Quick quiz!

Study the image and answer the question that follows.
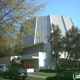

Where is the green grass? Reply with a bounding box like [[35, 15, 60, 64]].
[[28, 76, 45, 80], [28, 72, 57, 80], [37, 73, 57, 77]]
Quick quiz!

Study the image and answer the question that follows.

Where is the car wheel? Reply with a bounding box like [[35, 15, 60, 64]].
[[22, 77, 25, 80], [3, 73, 6, 78], [12, 75, 15, 80]]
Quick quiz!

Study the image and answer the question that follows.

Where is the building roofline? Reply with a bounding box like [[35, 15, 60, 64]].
[[36, 15, 72, 19], [23, 42, 46, 50]]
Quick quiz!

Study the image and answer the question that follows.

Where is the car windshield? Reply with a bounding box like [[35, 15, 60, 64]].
[[57, 71, 74, 78], [66, 72, 74, 77], [0, 65, 3, 68], [4, 65, 9, 68], [57, 72, 65, 77], [18, 68, 26, 72], [0, 65, 8, 68]]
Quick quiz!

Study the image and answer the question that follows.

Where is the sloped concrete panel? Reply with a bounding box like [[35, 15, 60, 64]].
[[63, 16, 74, 31], [34, 16, 51, 44], [50, 15, 66, 36], [21, 15, 73, 47]]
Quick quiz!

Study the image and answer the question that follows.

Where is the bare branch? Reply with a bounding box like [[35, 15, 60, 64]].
[[0, 0, 25, 20]]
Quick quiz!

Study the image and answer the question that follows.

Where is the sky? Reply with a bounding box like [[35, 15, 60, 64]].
[[37, 0, 80, 29]]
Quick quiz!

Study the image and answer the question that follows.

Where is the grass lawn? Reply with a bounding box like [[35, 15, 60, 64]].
[[28, 72, 57, 80], [36, 73, 57, 77], [28, 76, 45, 80]]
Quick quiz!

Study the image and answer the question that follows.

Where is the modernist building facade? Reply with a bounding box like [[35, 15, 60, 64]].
[[21, 15, 74, 71]]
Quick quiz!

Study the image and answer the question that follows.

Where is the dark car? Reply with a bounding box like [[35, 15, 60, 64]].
[[45, 71, 80, 80], [0, 64, 9, 75], [3, 67, 27, 80]]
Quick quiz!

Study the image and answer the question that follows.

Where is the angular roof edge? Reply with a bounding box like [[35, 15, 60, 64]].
[[23, 42, 46, 50]]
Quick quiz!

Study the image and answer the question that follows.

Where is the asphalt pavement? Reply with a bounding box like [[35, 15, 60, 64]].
[[0, 72, 46, 80], [0, 76, 32, 80]]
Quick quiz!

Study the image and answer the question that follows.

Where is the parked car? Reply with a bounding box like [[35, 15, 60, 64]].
[[45, 71, 80, 80], [0, 64, 9, 75], [3, 67, 27, 80]]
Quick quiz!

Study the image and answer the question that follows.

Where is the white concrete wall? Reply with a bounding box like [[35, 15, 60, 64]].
[[27, 68, 34, 73], [38, 43, 68, 70], [39, 52, 46, 69], [21, 53, 39, 59], [59, 52, 68, 58], [39, 51, 56, 70], [38, 42, 56, 70], [21, 53, 39, 72], [44, 43, 56, 70]]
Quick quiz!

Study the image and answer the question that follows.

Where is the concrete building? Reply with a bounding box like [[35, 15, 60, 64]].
[[21, 15, 74, 71]]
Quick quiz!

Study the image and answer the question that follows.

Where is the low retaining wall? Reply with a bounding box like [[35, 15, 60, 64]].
[[27, 68, 34, 73]]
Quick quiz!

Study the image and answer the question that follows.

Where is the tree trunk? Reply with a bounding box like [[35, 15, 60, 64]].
[[55, 52, 59, 70]]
